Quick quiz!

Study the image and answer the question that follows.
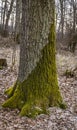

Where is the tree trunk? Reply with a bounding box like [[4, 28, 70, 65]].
[[15, 0, 22, 43], [4, 0, 15, 36], [1, 0, 4, 26], [72, 0, 76, 32], [3, 0, 65, 117], [10, 13, 14, 31], [59, 0, 64, 38], [2, 0, 7, 28]]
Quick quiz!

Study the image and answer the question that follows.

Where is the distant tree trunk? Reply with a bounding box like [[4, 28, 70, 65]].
[[11, 0, 21, 71], [59, 0, 64, 38], [2, 0, 7, 30], [1, 0, 4, 26], [11, 13, 14, 31], [4, 0, 15, 36], [72, 0, 76, 32], [3, 0, 65, 117]]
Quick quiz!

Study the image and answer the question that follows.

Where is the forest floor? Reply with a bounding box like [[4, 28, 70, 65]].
[[0, 36, 77, 130]]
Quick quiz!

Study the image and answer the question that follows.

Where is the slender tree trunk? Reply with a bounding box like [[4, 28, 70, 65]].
[[4, 0, 15, 36], [2, 0, 7, 29], [1, 0, 3, 26], [11, 13, 14, 31], [73, 0, 76, 32], [59, 0, 64, 38], [3, 0, 65, 117]]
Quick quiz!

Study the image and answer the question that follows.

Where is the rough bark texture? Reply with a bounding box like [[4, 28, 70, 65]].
[[18, 0, 55, 82], [3, 0, 65, 117]]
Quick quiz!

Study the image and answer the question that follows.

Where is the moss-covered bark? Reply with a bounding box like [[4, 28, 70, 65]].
[[2, 23, 66, 118]]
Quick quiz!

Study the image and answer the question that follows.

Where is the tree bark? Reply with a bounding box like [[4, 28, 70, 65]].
[[18, 0, 56, 81], [15, 0, 22, 43], [2, 0, 7, 29], [15, 0, 21, 34], [1, 0, 4, 26], [3, 0, 65, 117], [72, 0, 76, 32], [4, 0, 15, 36]]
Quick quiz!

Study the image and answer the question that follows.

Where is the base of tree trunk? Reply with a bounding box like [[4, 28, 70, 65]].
[[2, 80, 66, 117], [2, 41, 66, 117]]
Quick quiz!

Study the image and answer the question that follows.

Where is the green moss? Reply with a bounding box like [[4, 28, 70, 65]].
[[4, 87, 14, 97], [0, 66, 3, 69], [2, 22, 65, 117], [4, 81, 18, 98], [2, 82, 25, 110], [59, 102, 67, 109], [20, 102, 48, 118]]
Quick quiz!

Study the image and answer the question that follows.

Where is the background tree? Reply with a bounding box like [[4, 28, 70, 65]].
[[0, 0, 16, 36], [55, 0, 77, 52], [59, 0, 65, 38], [0, 0, 3, 26], [2, 0, 8, 30], [4, 0, 15, 36]]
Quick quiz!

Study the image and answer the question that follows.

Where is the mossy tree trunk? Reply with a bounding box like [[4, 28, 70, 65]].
[[3, 0, 65, 117]]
